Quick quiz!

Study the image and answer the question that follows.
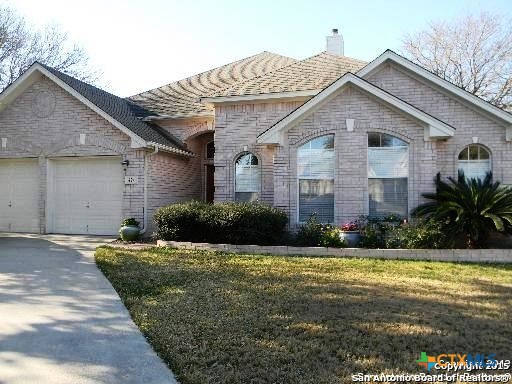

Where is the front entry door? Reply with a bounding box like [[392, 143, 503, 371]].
[[205, 165, 215, 203]]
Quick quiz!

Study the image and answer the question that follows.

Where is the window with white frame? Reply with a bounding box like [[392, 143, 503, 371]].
[[368, 132, 408, 218], [235, 152, 260, 202], [298, 135, 334, 223], [457, 144, 491, 180]]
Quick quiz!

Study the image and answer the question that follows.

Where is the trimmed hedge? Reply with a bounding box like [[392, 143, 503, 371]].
[[154, 201, 288, 245]]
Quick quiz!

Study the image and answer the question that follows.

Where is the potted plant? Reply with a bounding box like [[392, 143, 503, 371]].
[[340, 221, 361, 247], [119, 218, 140, 242]]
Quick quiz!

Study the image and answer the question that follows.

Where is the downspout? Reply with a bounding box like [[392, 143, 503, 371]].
[[139, 145, 159, 235]]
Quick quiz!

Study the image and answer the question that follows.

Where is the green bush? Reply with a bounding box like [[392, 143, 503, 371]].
[[413, 171, 512, 248], [385, 219, 450, 249], [296, 215, 346, 248], [358, 215, 402, 249], [121, 218, 140, 227], [154, 201, 288, 245]]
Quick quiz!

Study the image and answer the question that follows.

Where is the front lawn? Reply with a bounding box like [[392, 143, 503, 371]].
[[95, 247, 512, 384]]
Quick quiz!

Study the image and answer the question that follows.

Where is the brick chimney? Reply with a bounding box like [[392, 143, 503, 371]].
[[326, 28, 344, 56]]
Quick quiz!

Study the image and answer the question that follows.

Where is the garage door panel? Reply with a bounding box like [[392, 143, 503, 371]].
[[0, 159, 40, 233], [50, 157, 123, 236]]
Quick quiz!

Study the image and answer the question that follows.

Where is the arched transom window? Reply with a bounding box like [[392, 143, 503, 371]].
[[457, 144, 491, 180], [297, 135, 335, 223], [367, 132, 409, 218], [235, 152, 260, 202]]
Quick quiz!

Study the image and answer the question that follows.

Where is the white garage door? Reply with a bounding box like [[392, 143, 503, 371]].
[[49, 157, 123, 235], [0, 159, 40, 233]]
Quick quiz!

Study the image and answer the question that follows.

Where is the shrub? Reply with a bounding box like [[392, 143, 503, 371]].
[[358, 215, 402, 249], [295, 215, 346, 248], [295, 215, 323, 246], [122, 218, 140, 227], [413, 171, 512, 248], [154, 201, 288, 245], [385, 219, 450, 249]]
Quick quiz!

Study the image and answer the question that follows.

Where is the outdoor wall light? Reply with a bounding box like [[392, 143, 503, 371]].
[[121, 159, 130, 171]]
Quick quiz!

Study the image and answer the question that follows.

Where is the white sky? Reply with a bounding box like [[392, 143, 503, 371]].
[[6, 0, 512, 97]]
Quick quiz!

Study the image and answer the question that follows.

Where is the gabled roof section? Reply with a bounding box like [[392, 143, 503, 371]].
[[204, 52, 367, 102], [358, 50, 512, 126], [257, 73, 455, 144], [127, 51, 297, 119], [0, 62, 192, 156]]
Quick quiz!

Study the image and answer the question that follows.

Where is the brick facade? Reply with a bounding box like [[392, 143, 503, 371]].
[[2, 58, 510, 236], [0, 77, 145, 233], [213, 68, 511, 228]]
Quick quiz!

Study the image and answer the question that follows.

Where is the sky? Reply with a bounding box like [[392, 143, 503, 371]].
[[5, 0, 512, 97]]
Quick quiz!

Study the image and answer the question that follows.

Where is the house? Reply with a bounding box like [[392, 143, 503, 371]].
[[1, 30, 511, 236]]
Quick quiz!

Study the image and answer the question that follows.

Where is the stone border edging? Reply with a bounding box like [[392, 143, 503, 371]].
[[156, 240, 512, 263]]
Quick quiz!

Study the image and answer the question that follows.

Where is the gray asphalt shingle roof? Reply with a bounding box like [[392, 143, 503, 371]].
[[210, 52, 367, 97], [40, 63, 189, 153], [127, 51, 297, 117]]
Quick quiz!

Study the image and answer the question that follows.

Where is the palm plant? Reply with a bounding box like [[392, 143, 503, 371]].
[[412, 171, 512, 248]]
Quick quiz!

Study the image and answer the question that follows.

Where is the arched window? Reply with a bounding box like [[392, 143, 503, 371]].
[[235, 152, 260, 202], [458, 144, 491, 180], [367, 132, 409, 218], [297, 135, 334, 223]]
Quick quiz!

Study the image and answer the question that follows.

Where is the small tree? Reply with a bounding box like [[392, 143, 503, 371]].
[[0, 5, 98, 91], [412, 172, 512, 248], [402, 12, 512, 111]]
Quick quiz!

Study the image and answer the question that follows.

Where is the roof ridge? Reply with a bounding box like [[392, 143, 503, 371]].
[[127, 51, 296, 99]]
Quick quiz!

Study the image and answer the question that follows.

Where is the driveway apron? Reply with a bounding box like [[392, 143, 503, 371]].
[[0, 234, 177, 384]]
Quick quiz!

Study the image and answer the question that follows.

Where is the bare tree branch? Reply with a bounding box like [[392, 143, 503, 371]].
[[0, 5, 100, 91], [401, 12, 512, 111]]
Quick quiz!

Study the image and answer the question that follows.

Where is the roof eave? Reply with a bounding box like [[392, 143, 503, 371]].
[[201, 89, 320, 105], [0, 63, 155, 150], [142, 111, 215, 121], [257, 73, 455, 145], [357, 50, 512, 126], [146, 142, 195, 157]]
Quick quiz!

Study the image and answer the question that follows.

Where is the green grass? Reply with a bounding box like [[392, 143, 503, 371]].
[[95, 247, 512, 384]]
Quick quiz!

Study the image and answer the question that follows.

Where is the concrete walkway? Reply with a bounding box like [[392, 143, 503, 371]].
[[0, 233, 177, 384]]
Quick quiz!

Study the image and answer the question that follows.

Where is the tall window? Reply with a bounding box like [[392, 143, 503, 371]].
[[458, 144, 491, 180], [368, 132, 408, 218], [205, 141, 215, 160], [235, 152, 260, 202], [298, 135, 334, 223]]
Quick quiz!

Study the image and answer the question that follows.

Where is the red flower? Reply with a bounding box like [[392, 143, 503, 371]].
[[341, 221, 358, 231]]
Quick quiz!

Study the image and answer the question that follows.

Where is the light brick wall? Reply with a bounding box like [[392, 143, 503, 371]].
[[282, 86, 429, 226], [213, 89, 430, 227], [213, 66, 512, 230], [146, 138, 207, 234], [367, 64, 512, 183], [0, 76, 145, 233], [214, 101, 303, 204]]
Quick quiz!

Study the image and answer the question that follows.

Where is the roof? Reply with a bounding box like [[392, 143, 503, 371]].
[[38, 64, 191, 154], [209, 52, 367, 98], [127, 51, 297, 118], [257, 73, 455, 144]]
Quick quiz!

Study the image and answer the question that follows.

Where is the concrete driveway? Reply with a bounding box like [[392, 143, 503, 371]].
[[0, 234, 177, 384]]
